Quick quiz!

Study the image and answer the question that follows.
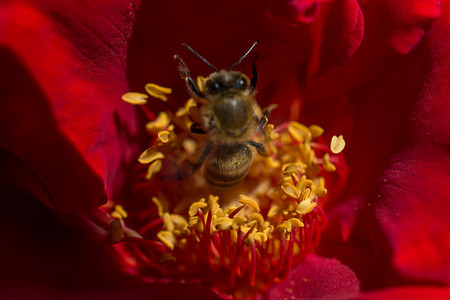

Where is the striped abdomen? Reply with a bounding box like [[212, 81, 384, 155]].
[[205, 144, 253, 188]]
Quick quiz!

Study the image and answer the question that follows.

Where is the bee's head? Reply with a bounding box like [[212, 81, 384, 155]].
[[204, 71, 250, 96]]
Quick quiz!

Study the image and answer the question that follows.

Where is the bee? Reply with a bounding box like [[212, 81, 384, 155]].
[[174, 41, 271, 188]]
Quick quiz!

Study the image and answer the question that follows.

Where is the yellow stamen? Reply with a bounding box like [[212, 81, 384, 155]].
[[322, 153, 336, 172], [312, 186, 327, 198], [163, 212, 175, 232], [288, 121, 311, 142], [138, 149, 164, 164], [215, 217, 234, 230], [239, 195, 260, 212], [232, 215, 248, 229], [331, 135, 346, 154], [111, 204, 128, 219], [309, 125, 324, 139], [277, 220, 292, 234], [182, 138, 197, 155], [145, 159, 163, 180], [288, 218, 304, 228], [158, 130, 171, 143], [152, 197, 165, 217], [282, 162, 306, 176], [297, 175, 314, 191], [145, 83, 172, 102], [267, 205, 281, 218], [157, 230, 176, 250], [145, 112, 171, 133], [281, 183, 300, 199], [196, 76, 206, 92], [296, 198, 317, 215], [121, 92, 148, 105], [176, 98, 197, 117], [189, 200, 207, 217]]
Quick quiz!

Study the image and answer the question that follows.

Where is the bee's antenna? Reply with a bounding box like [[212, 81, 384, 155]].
[[228, 41, 259, 71], [182, 43, 218, 72]]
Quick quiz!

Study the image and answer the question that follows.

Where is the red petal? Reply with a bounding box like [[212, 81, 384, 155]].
[[0, 2, 140, 212], [317, 0, 365, 74], [373, 2, 450, 283], [266, 254, 360, 299], [361, 0, 441, 54], [360, 286, 450, 300]]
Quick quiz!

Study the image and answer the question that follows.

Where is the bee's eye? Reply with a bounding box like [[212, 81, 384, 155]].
[[206, 80, 222, 94], [235, 78, 247, 89]]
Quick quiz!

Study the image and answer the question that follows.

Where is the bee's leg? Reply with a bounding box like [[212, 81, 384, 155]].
[[249, 54, 258, 95], [174, 55, 205, 98], [257, 109, 270, 129], [248, 140, 268, 156], [190, 122, 207, 134], [180, 142, 213, 179]]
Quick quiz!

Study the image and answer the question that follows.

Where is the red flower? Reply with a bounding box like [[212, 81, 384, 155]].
[[1, 0, 449, 299]]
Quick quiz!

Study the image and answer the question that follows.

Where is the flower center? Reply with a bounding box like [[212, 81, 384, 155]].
[[113, 83, 345, 298]]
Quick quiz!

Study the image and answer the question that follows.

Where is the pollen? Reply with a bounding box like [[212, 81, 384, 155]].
[[331, 135, 346, 154], [288, 121, 311, 142], [121, 92, 148, 105], [239, 194, 260, 212], [157, 130, 171, 143], [138, 149, 164, 164], [115, 81, 347, 298], [111, 204, 128, 219], [145, 83, 172, 102], [145, 112, 171, 133]]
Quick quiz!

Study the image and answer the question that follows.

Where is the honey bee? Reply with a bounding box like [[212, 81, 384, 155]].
[[174, 41, 271, 188]]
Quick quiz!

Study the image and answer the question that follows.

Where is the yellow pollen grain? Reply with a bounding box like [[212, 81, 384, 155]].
[[262, 226, 272, 241], [300, 188, 312, 202], [309, 125, 324, 139], [189, 201, 207, 217], [121, 92, 148, 105], [267, 157, 281, 169], [289, 218, 304, 228], [296, 198, 317, 215], [297, 175, 314, 191], [232, 215, 248, 230], [313, 186, 327, 198], [157, 130, 171, 143], [248, 212, 264, 225], [196, 76, 206, 92], [322, 153, 336, 172], [145, 112, 170, 133], [331, 135, 346, 154], [267, 205, 281, 218], [208, 195, 221, 215], [152, 197, 165, 217], [145, 159, 163, 180], [266, 124, 280, 140], [281, 183, 300, 199], [215, 217, 233, 230], [163, 212, 175, 232], [160, 253, 176, 264], [176, 98, 197, 117], [170, 214, 189, 229], [182, 138, 197, 155], [288, 121, 311, 142], [277, 221, 292, 234], [157, 230, 176, 250], [114, 204, 128, 219], [282, 163, 305, 176], [239, 195, 260, 212], [138, 149, 164, 164], [145, 83, 172, 102]]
